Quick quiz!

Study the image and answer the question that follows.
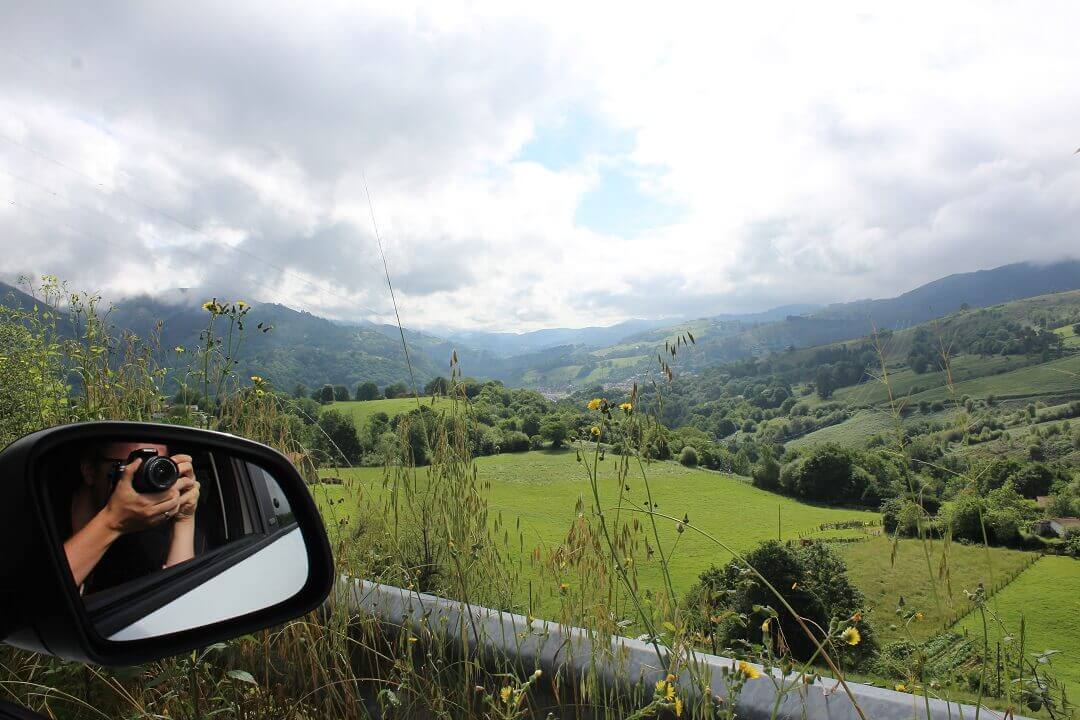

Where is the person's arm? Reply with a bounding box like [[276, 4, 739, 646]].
[[64, 511, 122, 588], [165, 455, 200, 568], [64, 459, 183, 587]]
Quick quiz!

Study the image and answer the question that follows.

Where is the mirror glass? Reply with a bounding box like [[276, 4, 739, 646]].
[[39, 438, 310, 641]]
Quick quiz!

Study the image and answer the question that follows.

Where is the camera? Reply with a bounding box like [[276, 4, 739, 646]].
[[122, 448, 179, 494]]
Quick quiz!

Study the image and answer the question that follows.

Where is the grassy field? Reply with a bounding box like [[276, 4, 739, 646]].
[[328, 396, 444, 428], [315, 449, 878, 606], [838, 535, 1036, 644], [830, 354, 1035, 407], [906, 354, 1080, 405], [953, 555, 1080, 697], [1055, 323, 1080, 349], [787, 409, 897, 449]]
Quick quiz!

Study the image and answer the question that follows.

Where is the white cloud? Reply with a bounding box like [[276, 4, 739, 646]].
[[1, 0, 1079, 330]]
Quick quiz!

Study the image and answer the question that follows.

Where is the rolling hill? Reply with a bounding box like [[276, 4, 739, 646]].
[[4, 259, 1078, 393]]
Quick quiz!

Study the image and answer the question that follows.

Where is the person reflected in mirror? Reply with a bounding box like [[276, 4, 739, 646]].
[[60, 442, 201, 593]]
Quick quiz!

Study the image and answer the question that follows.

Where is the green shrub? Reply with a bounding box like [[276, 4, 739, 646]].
[[679, 445, 699, 467], [685, 540, 876, 666], [751, 456, 781, 491]]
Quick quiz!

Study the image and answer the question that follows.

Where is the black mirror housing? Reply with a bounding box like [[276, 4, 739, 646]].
[[0, 422, 334, 666]]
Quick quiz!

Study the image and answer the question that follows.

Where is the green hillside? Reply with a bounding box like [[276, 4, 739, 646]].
[[329, 396, 444, 427], [317, 449, 878, 600], [954, 556, 1080, 696]]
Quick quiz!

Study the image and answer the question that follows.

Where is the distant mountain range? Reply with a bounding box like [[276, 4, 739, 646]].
[[3, 259, 1079, 392]]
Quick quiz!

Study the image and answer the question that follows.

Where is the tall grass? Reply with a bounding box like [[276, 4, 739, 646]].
[[1, 276, 1074, 719]]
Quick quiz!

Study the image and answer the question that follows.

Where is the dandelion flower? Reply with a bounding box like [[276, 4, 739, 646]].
[[590, 426, 601, 437], [674, 697, 684, 717], [665, 683, 676, 701], [914, 612, 924, 621], [173, 346, 185, 354], [250, 375, 263, 383], [587, 398, 602, 410], [619, 402, 633, 412], [895, 683, 907, 692], [738, 661, 761, 680], [840, 627, 861, 646], [235, 300, 249, 310], [500, 686, 512, 703], [655, 679, 666, 693]]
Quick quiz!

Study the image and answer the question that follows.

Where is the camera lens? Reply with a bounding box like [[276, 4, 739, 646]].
[[132, 455, 179, 493]]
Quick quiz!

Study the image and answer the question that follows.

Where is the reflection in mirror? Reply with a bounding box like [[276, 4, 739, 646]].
[[40, 438, 309, 641]]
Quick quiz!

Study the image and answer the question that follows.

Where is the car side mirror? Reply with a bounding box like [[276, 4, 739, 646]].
[[0, 422, 334, 666]]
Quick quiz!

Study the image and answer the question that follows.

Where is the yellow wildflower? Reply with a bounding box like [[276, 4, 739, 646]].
[[666, 674, 676, 682], [587, 398, 602, 410], [235, 300, 249, 310], [655, 679, 666, 693], [173, 346, 184, 354], [761, 618, 771, 633], [619, 402, 633, 412], [559, 582, 570, 592], [665, 683, 675, 701], [590, 426, 601, 437], [500, 686, 512, 703], [201, 300, 222, 314], [674, 696, 684, 717], [895, 683, 907, 692], [914, 612, 924, 621], [840, 627, 861, 646], [250, 375, 263, 383], [738, 661, 761, 680]]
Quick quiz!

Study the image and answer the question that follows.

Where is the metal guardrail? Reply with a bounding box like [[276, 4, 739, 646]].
[[340, 578, 1032, 720]]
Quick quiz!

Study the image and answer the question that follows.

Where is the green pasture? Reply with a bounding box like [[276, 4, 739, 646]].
[[953, 555, 1080, 696], [830, 354, 1035, 407], [328, 396, 444, 427], [906, 354, 1080, 405], [1056, 322, 1080, 349], [838, 535, 1035, 644], [314, 449, 877, 603]]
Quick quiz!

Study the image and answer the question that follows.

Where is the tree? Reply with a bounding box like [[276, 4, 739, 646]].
[[521, 413, 542, 438], [312, 384, 336, 404], [1011, 463, 1054, 498], [291, 383, 308, 399], [424, 376, 450, 396], [383, 382, 410, 399], [355, 381, 380, 401], [714, 417, 737, 438], [685, 541, 875, 664], [314, 410, 363, 465], [539, 417, 569, 449], [366, 411, 390, 448], [752, 456, 781, 491], [794, 444, 855, 501], [293, 397, 322, 425], [814, 367, 836, 399], [333, 385, 350, 402]]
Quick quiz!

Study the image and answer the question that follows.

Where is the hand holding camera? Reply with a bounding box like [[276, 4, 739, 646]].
[[103, 450, 198, 535]]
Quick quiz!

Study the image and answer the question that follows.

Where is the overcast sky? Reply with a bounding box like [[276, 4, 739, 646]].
[[2, 1, 1079, 332]]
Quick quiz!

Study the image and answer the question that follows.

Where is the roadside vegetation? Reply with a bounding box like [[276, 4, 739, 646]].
[[2, 276, 1078, 718]]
